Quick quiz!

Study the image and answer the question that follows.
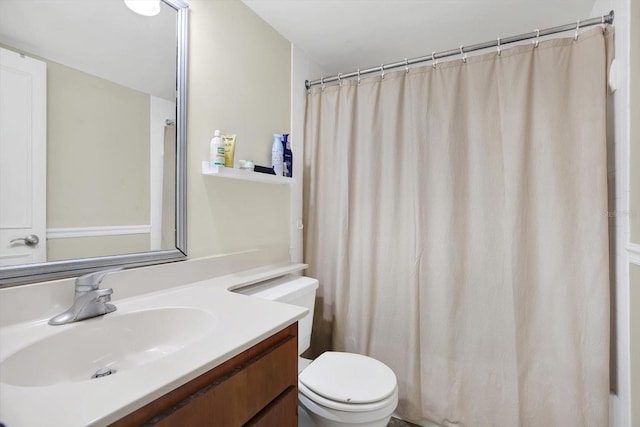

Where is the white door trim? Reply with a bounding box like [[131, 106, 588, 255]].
[[47, 225, 151, 239]]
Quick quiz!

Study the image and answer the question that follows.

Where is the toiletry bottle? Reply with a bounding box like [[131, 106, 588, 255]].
[[272, 134, 284, 176], [210, 130, 225, 166], [223, 134, 236, 167], [282, 134, 293, 178]]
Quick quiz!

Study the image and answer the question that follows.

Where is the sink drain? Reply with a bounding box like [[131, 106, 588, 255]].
[[92, 367, 116, 379]]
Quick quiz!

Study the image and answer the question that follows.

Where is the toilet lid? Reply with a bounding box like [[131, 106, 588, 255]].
[[298, 352, 397, 404]]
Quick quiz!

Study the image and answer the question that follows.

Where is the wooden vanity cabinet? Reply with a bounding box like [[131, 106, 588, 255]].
[[110, 323, 298, 427]]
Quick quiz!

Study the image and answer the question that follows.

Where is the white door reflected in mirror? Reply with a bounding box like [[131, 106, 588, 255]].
[[0, 48, 47, 266]]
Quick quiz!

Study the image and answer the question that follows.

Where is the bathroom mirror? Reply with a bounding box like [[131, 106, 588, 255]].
[[0, 0, 188, 286]]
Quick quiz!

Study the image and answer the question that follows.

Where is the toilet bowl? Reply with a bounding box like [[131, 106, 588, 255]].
[[298, 352, 398, 427], [235, 276, 399, 427]]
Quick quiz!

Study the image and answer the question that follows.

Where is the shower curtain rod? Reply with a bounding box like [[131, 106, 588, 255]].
[[305, 10, 614, 89]]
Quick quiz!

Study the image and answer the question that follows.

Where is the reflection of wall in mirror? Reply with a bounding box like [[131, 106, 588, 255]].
[[47, 58, 150, 260], [0, 44, 176, 261]]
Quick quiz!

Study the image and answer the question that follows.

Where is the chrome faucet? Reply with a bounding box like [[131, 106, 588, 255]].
[[48, 268, 122, 326]]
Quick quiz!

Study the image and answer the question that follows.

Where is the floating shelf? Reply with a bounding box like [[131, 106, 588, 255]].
[[202, 161, 295, 184]]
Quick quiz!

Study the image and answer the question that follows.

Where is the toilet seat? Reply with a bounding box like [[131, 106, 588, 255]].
[[299, 380, 398, 413], [298, 352, 398, 412]]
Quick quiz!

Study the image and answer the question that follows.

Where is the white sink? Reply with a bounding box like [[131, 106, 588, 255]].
[[0, 307, 216, 387]]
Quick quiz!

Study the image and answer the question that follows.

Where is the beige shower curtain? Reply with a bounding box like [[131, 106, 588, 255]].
[[303, 27, 612, 426]]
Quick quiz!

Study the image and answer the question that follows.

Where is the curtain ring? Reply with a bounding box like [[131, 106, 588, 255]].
[[320, 77, 325, 91], [534, 29, 540, 48], [574, 20, 581, 41], [432, 51, 438, 69], [381, 64, 385, 79], [405, 58, 409, 74], [497, 38, 501, 56], [460, 45, 467, 63], [357, 69, 361, 85], [338, 73, 343, 87]]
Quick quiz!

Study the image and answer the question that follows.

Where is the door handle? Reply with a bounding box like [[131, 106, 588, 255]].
[[10, 234, 40, 246]]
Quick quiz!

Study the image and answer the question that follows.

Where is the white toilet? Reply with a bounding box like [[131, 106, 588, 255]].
[[236, 275, 398, 427]]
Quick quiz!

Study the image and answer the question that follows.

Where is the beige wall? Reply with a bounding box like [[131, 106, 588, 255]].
[[45, 60, 152, 260], [47, 61, 150, 228], [47, 234, 150, 262], [631, 0, 640, 244], [186, 0, 291, 259]]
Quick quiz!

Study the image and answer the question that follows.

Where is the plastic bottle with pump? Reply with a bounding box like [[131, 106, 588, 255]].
[[272, 134, 284, 176], [210, 130, 225, 167], [282, 134, 293, 178]]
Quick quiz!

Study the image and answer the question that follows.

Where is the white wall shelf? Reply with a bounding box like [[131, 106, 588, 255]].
[[202, 161, 295, 185]]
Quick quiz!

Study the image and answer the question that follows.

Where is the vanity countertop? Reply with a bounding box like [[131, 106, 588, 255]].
[[0, 263, 308, 427]]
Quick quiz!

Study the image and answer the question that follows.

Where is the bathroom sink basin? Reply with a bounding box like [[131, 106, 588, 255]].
[[0, 307, 216, 387]]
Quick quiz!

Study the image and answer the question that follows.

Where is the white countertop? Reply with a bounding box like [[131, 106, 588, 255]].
[[0, 263, 308, 427]]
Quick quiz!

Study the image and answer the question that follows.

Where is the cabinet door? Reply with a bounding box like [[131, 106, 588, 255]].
[[110, 323, 298, 427], [246, 386, 298, 427], [155, 336, 297, 426]]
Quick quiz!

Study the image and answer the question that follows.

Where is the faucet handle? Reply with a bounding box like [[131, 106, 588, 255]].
[[75, 268, 123, 293], [97, 293, 112, 304]]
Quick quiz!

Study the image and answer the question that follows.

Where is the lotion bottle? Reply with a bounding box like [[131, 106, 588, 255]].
[[272, 134, 284, 176], [210, 130, 225, 166]]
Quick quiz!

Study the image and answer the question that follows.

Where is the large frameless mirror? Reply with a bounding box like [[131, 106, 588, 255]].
[[0, 0, 188, 286]]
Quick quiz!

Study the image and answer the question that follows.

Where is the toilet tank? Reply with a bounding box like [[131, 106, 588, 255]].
[[235, 275, 318, 355]]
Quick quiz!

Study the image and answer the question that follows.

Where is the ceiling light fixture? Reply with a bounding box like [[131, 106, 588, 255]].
[[124, 0, 161, 17]]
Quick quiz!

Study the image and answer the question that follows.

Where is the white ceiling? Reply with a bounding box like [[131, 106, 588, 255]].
[[0, 0, 176, 101], [0, 1, 602, 95], [242, 0, 600, 79]]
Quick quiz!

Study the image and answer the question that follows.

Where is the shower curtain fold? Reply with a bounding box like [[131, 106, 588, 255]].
[[303, 26, 612, 427]]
